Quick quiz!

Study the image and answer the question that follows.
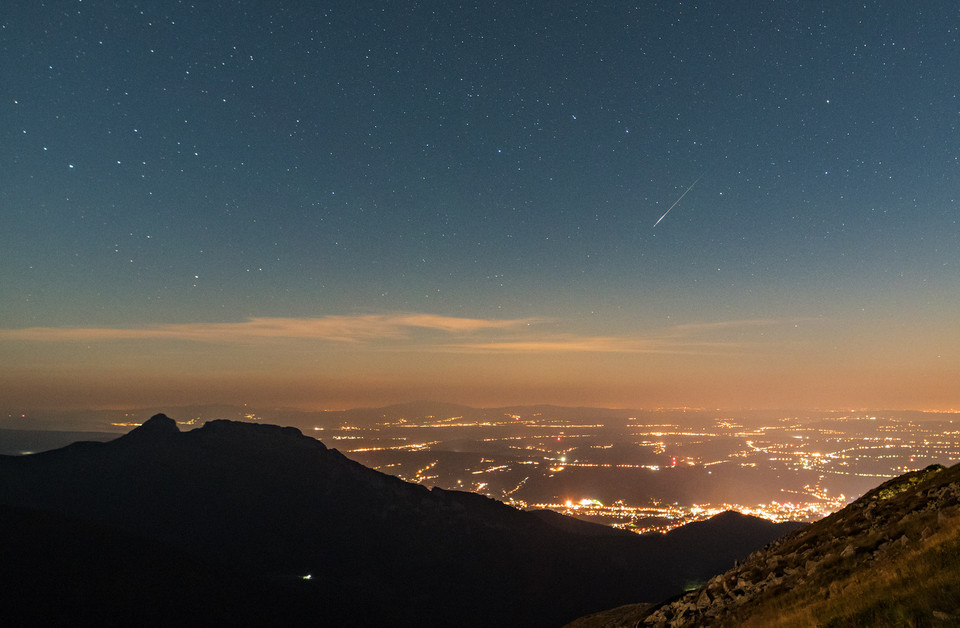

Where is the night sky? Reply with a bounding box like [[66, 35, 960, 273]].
[[2, 1, 959, 411]]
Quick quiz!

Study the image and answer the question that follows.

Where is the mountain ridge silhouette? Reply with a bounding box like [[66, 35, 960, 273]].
[[0, 414, 801, 627]]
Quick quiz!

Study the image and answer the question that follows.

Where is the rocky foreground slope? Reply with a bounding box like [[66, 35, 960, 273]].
[[569, 463, 960, 627]]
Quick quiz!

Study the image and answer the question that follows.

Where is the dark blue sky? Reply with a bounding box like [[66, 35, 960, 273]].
[[2, 1, 959, 410]]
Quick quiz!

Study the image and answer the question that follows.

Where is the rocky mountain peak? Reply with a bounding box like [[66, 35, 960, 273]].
[[123, 413, 180, 439], [194, 419, 326, 451]]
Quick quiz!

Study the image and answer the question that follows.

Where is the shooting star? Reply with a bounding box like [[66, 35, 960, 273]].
[[652, 174, 704, 228]]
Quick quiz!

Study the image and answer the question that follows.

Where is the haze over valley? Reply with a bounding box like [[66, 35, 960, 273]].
[[6, 403, 959, 533]]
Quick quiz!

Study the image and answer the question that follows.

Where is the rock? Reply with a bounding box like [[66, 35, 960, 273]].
[[696, 590, 711, 609], [840, 544, 855, 558], [731, 593, 750, 607]]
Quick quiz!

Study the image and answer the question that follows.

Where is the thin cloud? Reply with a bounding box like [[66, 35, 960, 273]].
[[440, 335, 738, 354], [663, 318, 820, 336], [0, 314, 544, 344], [664, 318, 783, 335], [0, 314, 811, 355], [437, 318, 815, 354]]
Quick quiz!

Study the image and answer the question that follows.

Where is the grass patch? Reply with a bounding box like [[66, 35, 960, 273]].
[[731, 512, 960, 627]]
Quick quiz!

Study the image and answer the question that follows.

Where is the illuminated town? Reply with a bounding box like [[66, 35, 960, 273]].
[[7, 405, 959, 535], [320, 409, 960, 534]]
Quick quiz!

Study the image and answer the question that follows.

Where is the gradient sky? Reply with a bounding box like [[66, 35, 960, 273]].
[[2, 1, 959, 411]]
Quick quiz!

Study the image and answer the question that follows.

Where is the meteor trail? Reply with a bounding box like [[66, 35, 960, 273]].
[[652, 174, 704, 228]]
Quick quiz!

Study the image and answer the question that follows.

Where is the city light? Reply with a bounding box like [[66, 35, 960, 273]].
[[325, 410, 960, 534]]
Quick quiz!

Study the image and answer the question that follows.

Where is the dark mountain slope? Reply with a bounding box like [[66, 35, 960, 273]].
[[0, 502, 305, 627], [0, 428, 116, 455], [0, 415, 797, 627]]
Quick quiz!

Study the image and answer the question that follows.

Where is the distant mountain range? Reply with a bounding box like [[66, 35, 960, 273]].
[[0, 414, 799, 627], [1, 400, 657, 432], [569, 463, 960, 627], [2, 400, 952, 434]]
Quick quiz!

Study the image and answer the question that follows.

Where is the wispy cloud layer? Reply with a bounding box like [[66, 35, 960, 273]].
[[441, 335, 738, 354], [0, 314, 543, 344], [439, 317, 808, 354], [0, 314, 803, 355]]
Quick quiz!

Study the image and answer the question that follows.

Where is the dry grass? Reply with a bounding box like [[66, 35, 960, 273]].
[[732, 511, 960, 627], [567, 466, 960, 628]]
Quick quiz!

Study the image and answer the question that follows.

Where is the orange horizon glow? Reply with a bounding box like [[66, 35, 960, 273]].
[[1, 311, 957, 413]]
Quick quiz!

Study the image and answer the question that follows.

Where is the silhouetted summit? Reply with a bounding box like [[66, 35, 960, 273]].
[[125, 412, 179, 436], [191, 418, 325, 451], [0, 416, 799, 627]]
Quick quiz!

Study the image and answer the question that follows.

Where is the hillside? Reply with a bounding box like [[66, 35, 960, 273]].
[[569, 463, 960, 627], [0, 414, 799, 627]]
